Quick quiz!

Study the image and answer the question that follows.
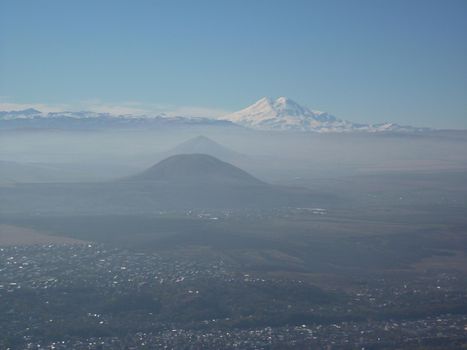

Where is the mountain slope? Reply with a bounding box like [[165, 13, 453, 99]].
[[220, 97, 342, 131], [220, 97, 427, 133], [128, 153, 263, 186]]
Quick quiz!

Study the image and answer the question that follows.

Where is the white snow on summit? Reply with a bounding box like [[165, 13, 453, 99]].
[[219, 97, 344, 132], [219, 97, 427, 133]]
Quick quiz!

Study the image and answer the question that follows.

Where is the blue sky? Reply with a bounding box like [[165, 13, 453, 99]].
[[0, 0, 466, 128]]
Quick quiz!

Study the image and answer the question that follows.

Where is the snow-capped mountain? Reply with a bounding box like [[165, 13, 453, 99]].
[[220, 97, 428, 133], [0, 109, 235, 130]]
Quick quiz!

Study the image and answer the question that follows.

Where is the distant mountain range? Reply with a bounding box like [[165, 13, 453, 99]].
[[0, 109, 234, 130], [0, 98, 431, 133]]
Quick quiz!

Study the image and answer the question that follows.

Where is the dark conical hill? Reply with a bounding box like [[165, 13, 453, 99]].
[[129, 153, 264, 186]]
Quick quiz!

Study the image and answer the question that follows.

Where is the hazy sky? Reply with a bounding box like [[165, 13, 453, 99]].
[[1, 0, 466, 128]]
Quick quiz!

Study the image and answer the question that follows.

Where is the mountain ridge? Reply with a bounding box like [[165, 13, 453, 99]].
[[0, 109, 235, 130], [0, 99, 432, 133]]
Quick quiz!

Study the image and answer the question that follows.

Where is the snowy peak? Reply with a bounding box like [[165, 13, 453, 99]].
[[220, 97, 341, 131], [272, 97, 337, 122], [272, 97, 311, 116], [220, 97, 426, 133]]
